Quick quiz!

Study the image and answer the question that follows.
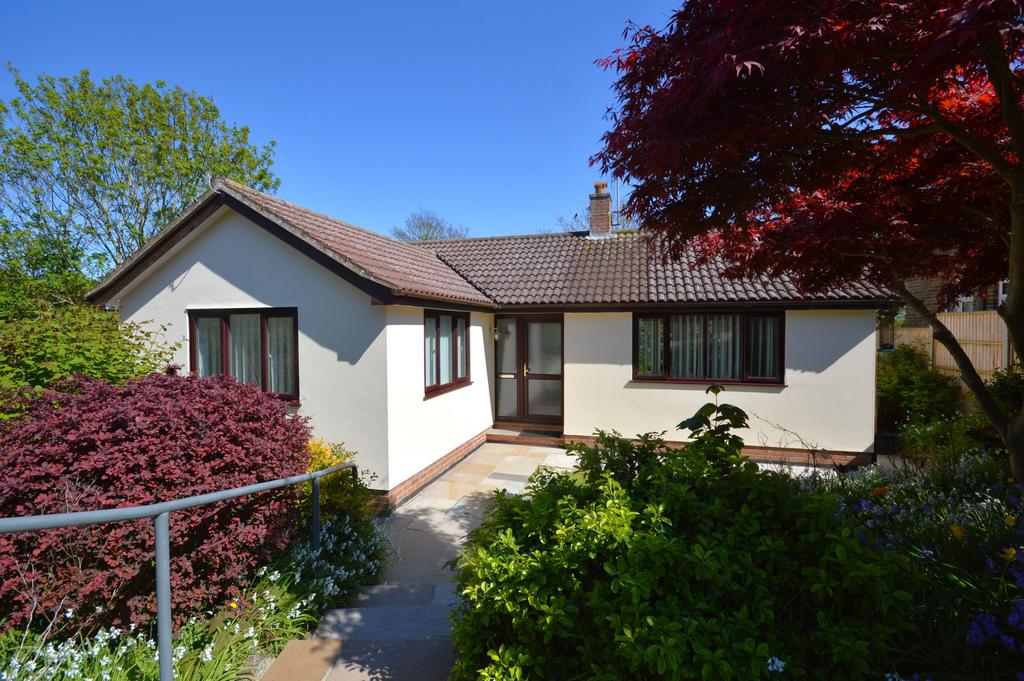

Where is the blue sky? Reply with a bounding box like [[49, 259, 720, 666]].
[[1, 1, 676, 237]]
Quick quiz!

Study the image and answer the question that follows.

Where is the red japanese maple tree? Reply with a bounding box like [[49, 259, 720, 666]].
[[595, 0, 1024, 480]]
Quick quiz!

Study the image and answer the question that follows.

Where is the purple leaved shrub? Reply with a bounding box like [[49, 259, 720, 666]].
[[0, 372, 311, 633]]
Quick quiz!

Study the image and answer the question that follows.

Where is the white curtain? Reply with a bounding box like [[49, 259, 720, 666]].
[[229, 314, 262, 387], [439, 314, 453, 384], [636, 317, 664, 375], [195, 317, 221, 377], [669, 315, 704, 378], [456, 317, 468, 378], [707, 315, 742, 380], [748, 317, 779, 378], [267, 317, 295, 394], [424, 318, 438, 386]]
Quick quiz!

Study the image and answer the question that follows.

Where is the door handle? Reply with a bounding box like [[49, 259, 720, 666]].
[[523, 363, 529, 377]]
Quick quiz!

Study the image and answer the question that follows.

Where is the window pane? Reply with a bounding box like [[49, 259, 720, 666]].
[[496, 377, 517, 418], [527, 379, 562, 416], [425, 317, 438, 387], [439, 314, 453, 384], [707, 315, 742, 380], [495, 318, 517, 374], [229, 314, 263, 387], [195, 317, 222, 377], [457, 317, 468, 379], [748, 316, 780, 379], [636, 317, 664, 375], [669, 315, 704, 378], [267, 316, 296, 395], [527, 322, 561, 375]]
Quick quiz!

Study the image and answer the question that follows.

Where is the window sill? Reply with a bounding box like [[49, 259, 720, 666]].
[[630, 377, 786, 388], [424, 380, 472, 400]]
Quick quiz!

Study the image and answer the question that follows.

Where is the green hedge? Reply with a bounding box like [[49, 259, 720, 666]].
[[451, 393, 915, 680]]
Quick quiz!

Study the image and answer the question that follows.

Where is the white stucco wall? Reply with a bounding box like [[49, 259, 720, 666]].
[[384, 306, 495, 488], [113, 207, 392, 486], [563, 310, 877, 453]]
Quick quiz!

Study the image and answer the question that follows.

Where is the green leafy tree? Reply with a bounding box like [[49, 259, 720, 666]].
[[0, 304, 176, 395], [391, 209, 468, 241], [0, 66, 279, 279]]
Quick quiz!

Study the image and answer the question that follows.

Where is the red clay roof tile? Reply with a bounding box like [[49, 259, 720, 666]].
[[425, 232, 891, 306]]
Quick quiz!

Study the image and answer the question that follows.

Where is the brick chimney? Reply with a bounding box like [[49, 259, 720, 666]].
[[588, 181, 612, 237]]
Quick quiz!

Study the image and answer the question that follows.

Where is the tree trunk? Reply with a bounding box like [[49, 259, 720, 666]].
[[998, 181, 1024, 483]]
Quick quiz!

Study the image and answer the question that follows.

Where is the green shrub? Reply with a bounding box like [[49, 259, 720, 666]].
[[0, 303, 174, 393], [877, 345, 960, 430], [451, 391, 915, 680], [988, 363, 1024, 420], [812, 454, 1024, 679], [302, 438, 377, 521], [897, 412, 991, 463]]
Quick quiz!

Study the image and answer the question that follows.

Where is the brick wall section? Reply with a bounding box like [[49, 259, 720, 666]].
[[374, 427, 489, 513], [903, 278, 1001, 327], [588, 181, 612, 235], [565, 434, 873, 468], [904, 277, 944, 327]]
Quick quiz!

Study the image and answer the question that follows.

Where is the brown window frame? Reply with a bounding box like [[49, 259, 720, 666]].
[[187, 307, 300, 402], [632, 310, 785, 386], [424, 310, 471, 398]]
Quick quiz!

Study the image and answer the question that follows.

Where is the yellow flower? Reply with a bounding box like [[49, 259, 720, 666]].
[[1003, 547, 1017, 561], [950, 524, 967, 540], [1005, 515, 1018, 528], [229, 602, 238, 609]]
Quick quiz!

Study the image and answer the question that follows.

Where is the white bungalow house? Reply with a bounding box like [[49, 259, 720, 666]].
[[87, 179, 891, 508]]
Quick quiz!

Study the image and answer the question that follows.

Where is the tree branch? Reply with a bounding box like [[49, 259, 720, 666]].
[[915, 92, 1019, 184], [981, 39, 1024, 166]]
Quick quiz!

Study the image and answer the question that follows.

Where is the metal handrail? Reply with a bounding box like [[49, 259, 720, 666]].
[[0, 462, 358, 681]]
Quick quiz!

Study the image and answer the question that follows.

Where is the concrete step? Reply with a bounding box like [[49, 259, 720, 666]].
[[262, 638, 342, 681], [315, 582, 459, 642], [352, 583, 436, 608], [324, 640, 455, 681]]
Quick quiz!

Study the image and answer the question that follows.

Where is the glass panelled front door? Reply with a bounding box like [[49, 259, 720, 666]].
[[494, 316, 563, 423]]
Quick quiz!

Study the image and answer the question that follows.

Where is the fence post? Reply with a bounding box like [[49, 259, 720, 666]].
[[154, 512, 173, 681], [311, 477, 321, 551]]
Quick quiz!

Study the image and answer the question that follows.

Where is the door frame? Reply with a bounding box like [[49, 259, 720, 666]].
[[493, 313, 564, 427]]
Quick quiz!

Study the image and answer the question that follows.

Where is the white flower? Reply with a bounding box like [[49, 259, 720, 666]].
[[65, 608, 75, 619]]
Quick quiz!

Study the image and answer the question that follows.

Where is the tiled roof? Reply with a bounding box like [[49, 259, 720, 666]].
[[87, 180, 891, 309], [218, 180, 494, 307], [425, 231, 891, 306]]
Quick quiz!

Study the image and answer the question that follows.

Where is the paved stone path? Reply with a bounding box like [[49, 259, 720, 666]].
[[314, 443, 574, 681]]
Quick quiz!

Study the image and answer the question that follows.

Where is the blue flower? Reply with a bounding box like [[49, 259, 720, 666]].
[[766, 656, 785, 673]]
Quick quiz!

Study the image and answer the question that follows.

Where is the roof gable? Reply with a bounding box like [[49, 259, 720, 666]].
[[87, 180, 495, 308]]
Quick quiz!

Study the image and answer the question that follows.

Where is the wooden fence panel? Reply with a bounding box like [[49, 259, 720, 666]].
[[893, 310, 1014, 383]]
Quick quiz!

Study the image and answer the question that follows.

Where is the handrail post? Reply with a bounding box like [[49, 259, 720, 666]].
[[311, 477, 321, 551], [154, 512, 173, 681]]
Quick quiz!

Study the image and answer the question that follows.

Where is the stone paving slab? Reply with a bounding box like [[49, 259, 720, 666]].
[[324, 640, 455, 681], [316, 603, 454, 641], [262, 638, 343, 681]]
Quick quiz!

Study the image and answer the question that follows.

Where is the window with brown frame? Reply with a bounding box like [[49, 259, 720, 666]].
[[424, 310, 470, 397], [633, 311, 784, 384], [188, 308, 299, 401]]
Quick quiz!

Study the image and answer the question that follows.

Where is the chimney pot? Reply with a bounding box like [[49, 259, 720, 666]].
[[588, 180, 612, 237]]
